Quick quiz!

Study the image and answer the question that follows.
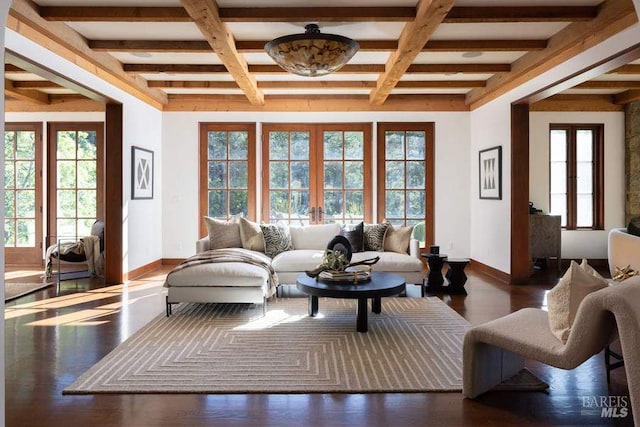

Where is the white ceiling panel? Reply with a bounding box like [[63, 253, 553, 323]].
[[218, 0, 417, 6], [431, 22, 570, 40], [230, 22, 405, 41], [454, 0, 601, 5], [262, 89, 372, 95], [391, 88, 471, 94], [561, 89, 624, 95], [111, 52, 222, 65], [34, 0, 181, 5], [254, 73, 380, 81], [592, 74, 640, 81], [66, 22, 205, 40], [143, 74, 236, 81], [400, 73, 493, 81], [163, 88, 245, 95], [414, 51, 526, 64]]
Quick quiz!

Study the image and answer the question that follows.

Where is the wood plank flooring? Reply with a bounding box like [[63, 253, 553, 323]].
[[4, 265, 633, 426]]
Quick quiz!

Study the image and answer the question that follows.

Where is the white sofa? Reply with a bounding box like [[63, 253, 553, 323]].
[[165, 223, 424, 314]]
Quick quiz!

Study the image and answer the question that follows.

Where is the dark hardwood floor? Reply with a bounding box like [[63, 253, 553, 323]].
[[4, 264, 633, 426]]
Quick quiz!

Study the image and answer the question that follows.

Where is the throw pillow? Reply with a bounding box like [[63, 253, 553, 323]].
[[383, 222, 413, 254], [339, 222, 364, 252], [579, 258, 607, 282], [628, 217, 640, 237], [204, 216, 242, 250], [363, 223, 389, 251], [239, 217, 265, 252], [260, 224, 293, 258], [547, 260, 608, 344]]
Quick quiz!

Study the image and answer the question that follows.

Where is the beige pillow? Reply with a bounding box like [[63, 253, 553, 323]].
[[580, 258, 607, 282], [547, 260, 608, 344], [383, 222, 413, 254], [204, 216, 242, 250], [239, 217, 264, 252]]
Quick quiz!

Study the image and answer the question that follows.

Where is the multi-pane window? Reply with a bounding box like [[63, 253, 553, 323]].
[[262, 123, 371, 225], [48, 122, 104, 240], [4, 123, 43, 265], [199, 123, 256, 231], [377, 123, 434, 248], [549, 124, 604, 230]]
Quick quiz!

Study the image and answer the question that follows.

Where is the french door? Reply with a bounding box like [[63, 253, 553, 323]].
[[261, 123, 372, 225], [4, 123, 43, 265], [47, 122, 104, 244]]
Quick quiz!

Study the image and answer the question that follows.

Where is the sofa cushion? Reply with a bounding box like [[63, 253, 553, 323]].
[[260, 224, 293, 258], [204, 216, 242, 250], [340, 222, 364, 252], [165, 261, 268, 287], [271, 250, 325, 272], [547, 260, 608, 344], [383, 223, 413, 254], [351, 251, 422, 272], [364, 223, 389, 251], [289, 223, 341, 250], [239, 217, 264, 252]]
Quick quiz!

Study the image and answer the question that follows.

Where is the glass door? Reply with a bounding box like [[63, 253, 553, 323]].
[[48, 122, 104, 244], [262, 123, 371, 225], [4, 123, 43, 265]]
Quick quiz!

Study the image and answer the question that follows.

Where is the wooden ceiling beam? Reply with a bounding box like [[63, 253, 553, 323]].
[[180, 0, 263, 105], [370, 0, 456, 105], [98, 39, 545, 54], [39, 6, 599, 23], [614, 89, 640, 104], [5, 78, 50, 104], [609, 64, 640, 74], [444, 6, 598, 23], [575, 80, 640, 89], [40, 6, 191, 22], [147, 80, 485, 89], [89, 40, 212, 52], [124, 63, 506, 74], [163, 94, 469, 112], [530, 94, 622, 111], [466, 0, 638, 109], [219, 7, 415, 22], [12, 80, 63, 89], [5, 95, 105, 112], [8, 0, 167, 108]]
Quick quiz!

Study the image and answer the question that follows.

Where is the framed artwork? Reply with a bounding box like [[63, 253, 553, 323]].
[[131, 146, 154, 200], [479, 145, 502, 200]]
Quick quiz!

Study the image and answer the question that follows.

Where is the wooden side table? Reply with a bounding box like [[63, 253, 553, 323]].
[[444, 258, 470, 295], [422, 253, 448, 295]]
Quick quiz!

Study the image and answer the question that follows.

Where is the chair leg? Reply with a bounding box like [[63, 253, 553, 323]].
[[605, 345, 624, 384]]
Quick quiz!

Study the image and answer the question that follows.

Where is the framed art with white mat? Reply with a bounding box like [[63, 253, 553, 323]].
[[131, 146, 154, 200]]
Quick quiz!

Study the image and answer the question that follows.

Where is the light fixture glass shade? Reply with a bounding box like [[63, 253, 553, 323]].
[[265, 24, 359, 77]]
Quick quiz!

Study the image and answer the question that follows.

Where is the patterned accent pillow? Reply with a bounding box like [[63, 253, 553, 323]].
[[628, 216, 640, 237], [204, 216, 242, 250], [260, 224, 293, 258], [383, 222, 413, 254], [339, 222, 364, 252], [363, 223, 389, 252]]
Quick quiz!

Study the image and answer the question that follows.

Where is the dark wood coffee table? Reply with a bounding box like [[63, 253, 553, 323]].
[[296, 272, 406, 333]]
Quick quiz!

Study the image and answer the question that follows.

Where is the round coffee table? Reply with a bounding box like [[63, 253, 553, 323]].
[[295, 271, 406, 333]]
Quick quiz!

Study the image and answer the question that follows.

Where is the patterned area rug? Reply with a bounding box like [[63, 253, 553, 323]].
[[5, 282, 53, 301], [64, 297, 470, 394]]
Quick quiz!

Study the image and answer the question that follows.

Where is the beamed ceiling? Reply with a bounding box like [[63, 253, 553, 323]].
[[4, 0, 640, 112]]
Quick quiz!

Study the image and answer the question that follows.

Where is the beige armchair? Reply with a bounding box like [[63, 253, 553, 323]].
[[463, 279, 640, 425]]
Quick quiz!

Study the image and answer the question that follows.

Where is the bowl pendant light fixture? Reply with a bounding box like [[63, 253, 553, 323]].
[[265, 24, 359, 77]]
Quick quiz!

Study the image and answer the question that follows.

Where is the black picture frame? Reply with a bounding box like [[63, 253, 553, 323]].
[[479, 145, 502, 200], [131, 146, 154, 200]]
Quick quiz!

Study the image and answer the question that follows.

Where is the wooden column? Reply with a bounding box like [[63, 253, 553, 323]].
[[511, 103, 530, 284], [105, 103, 123, 284]]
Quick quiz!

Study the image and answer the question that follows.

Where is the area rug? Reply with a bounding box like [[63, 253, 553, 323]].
[[5, 282, 53, 301], [64, 297, 470, 394]]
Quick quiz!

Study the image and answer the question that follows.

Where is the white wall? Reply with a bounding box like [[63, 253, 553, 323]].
[[162, 111, 471, 260], [468, 22, 640, 275], [529, 112, 625, 259], [5, 29, 163, 273]]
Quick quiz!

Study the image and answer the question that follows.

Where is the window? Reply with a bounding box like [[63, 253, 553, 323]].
[[4, 123, 43, 265], [261, 123, 372, 225], [48, 122, 104, 241], [377, 123, 434, 248], [199, 123, 256, 234], [549, 124, 604, 230]]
